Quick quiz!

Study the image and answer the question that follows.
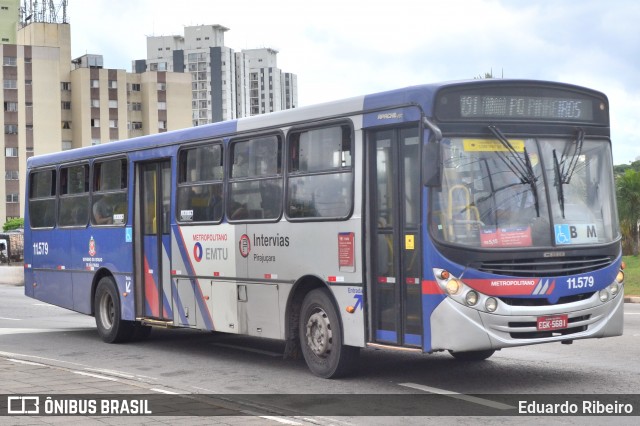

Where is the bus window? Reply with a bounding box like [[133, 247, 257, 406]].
[[287, 124, 353, 219], [58, 164, 89, 227], [177, 143, 224, 222], [228, 136, 282, 221], [91, 159, 128, 226], [29, 169, 56, 228]]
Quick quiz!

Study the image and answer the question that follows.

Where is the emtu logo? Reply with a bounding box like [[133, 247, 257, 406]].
[[239, 234, 251, 258], [193, 242, 203, 262]]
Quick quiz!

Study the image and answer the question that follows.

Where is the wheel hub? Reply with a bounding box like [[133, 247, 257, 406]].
[[305, 309, 333, 357]]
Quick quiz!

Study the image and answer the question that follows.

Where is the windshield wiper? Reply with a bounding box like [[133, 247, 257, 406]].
[[552, 128, 585, 219], [488, 125, 540, 217], [560, 128, 585, 184]]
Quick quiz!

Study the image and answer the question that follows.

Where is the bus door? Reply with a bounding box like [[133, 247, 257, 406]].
[[369, 127, 423, 347], [135, 160, 172, 321]]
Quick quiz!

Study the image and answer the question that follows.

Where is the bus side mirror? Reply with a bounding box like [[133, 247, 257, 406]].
[[423, 142, 441, 187]]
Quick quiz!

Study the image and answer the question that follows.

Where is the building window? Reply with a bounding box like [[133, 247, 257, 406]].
[[62, 121, 71, 129], [61, 82, 71, 91], [108, 80, 117, 89], [130, 122, 142, 130], [6, 193, 19, 203], [91, 99, 100, 108], [4, 124, 18, 134], [5, 147, 18, 157], [130, 83, 141, 92], [91, 119, 100, 127], [91, 139, 101, 146], [158, 121, 166, 130], [108, 100, 118, 108], [129, 102, 142, 111], [3, 79, 17, 89], [91, 79, 99, 88], [158, 101, 166, 110], [4, 102, 18, 112], [5, 171, 18, 180], [157, 83, 166, 91], [61, 101, 71, 110], [109, 120, 118, 128], [3, 56, 16, 66]]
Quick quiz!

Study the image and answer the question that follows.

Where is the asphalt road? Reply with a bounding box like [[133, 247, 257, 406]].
[[1, 283, 639, 425]]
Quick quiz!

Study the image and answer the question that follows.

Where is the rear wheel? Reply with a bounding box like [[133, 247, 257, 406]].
[[448, 349, 495, 361], [94, 276, 133, 343], [299, 288, 359, 378]]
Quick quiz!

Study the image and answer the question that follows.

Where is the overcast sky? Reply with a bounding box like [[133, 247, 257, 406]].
[[65, 0, 639, 164]]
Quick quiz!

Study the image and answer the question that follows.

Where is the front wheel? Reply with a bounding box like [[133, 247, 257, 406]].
[[448, 349, 495, 361], [299, 288, 359, 378], [94, 276, 133, 343]]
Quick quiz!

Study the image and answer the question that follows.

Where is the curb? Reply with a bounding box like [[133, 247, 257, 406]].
[[624, 296, 640, 303]]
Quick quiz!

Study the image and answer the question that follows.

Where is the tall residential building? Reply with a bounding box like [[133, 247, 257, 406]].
[[0, 21, 191, 223], [142, 24, 298, 124], [0, 0, 19, 44]]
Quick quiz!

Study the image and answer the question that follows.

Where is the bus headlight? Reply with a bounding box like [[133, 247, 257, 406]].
[[599, 289, 610, 302], [609, 282, 620, 297], [446, 279, 462, 296], [433, 269, 500, 313], [465, 291, 479, 306], [485, 297, 498, 312]]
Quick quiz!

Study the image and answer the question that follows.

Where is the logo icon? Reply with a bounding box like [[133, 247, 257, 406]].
[[88, 236, 97, 257], [193, 242, 203, 262], [239, 234, 251, 258], [7, 396, 40, 414]]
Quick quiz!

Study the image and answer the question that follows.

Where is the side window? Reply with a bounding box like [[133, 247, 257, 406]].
[[227, 135, 282, 221], [177, 143, 224, 223], [287, 124, 353, 219], [58, 164, 89, 227], [91, 159, 128, 226], [28, 169, 56, 228]]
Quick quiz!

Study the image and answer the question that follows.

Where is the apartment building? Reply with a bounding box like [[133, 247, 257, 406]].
[[0, 22, 190, 223], [142, 24, 298, 124]]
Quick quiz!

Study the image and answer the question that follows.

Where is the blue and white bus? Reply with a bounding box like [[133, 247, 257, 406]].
[[24, 79, 624, 378]]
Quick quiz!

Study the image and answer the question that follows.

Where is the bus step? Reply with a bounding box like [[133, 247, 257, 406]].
[[137, 318, 174, 328], [367, 343, 423, 353]]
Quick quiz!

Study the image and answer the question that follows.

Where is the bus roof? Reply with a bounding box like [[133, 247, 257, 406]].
[[27, 79, 603, 169]]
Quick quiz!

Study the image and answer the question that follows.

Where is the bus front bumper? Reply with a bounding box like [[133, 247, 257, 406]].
[[429, 288, 624, 352]]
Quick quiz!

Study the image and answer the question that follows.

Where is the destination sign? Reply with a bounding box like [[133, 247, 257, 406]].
[[459, 95, 594, 120], [434, 83, 608, 125]]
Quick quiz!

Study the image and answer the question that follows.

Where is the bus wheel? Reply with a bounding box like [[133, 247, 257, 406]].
[[299, 288, 359, 378], [448, 349, 495, 361], [94, 277, 133, 343]]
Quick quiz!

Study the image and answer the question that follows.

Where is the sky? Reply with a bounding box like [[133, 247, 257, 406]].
[[64, 0, 639, 165]]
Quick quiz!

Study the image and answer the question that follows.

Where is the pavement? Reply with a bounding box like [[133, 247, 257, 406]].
[[1, 265, 638, 424]]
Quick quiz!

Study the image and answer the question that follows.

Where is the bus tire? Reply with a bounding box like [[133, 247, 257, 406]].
[[299, 288, 359, 378], [94, 276, 133, 343], [448, 349, 495, 361]]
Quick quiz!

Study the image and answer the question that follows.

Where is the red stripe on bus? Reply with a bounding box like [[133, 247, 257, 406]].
[[422, 280, 444, 295]]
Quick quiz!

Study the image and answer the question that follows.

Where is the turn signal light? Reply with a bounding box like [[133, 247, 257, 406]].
[[346, 306, 355, 314], [439, 270, 450, 280]]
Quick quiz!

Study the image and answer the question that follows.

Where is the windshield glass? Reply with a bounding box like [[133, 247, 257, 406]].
[[431, 136, 618, 249]]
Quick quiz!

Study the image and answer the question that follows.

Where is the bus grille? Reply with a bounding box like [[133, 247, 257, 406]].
[[476, 256, 614, 277], [499, 292, 595, 307]]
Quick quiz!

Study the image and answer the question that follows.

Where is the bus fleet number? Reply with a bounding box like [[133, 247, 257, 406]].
[[33, 242, 49, 256], [567, 276, 594, 289]]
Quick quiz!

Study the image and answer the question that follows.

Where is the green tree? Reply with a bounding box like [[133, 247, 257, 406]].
[[616, 169, 640, 255], [2, 217, 23, 231]]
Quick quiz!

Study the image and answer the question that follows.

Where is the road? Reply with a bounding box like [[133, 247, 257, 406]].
[[1, 283, 639, 424]]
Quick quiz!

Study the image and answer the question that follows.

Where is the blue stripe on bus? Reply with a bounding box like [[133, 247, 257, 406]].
[[404, 334, 422, 346]]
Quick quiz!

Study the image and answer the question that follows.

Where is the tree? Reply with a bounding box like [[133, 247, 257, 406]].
[[3, 217, 23, 231], [616, 169, 640, 255]]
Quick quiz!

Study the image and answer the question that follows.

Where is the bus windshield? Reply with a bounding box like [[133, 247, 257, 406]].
[[432, 135, 618, 249]]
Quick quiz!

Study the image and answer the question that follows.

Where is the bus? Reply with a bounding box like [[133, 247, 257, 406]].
[[24, 79, 624, 378]]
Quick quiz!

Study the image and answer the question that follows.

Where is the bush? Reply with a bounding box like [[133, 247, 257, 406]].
[[3, 218, 23, 231]]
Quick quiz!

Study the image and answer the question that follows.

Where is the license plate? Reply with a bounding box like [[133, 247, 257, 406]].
[[536, 314, 568, 331]]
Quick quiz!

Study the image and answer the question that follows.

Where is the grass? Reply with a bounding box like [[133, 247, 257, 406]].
[[622, 255, 640, 296]]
